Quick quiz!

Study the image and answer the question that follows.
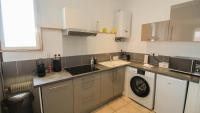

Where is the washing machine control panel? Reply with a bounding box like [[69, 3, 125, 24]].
[[137, 69, 145, 75]]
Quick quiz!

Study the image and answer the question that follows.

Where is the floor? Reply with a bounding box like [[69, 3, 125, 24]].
[[92, 96, 155, 113]]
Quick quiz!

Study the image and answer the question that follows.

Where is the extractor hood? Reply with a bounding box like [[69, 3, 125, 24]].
[[62, 28, 97, 36], [62, 7, 98, 37]]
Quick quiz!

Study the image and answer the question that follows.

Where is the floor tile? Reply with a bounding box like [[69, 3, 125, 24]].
[[115, 103, 142, 113], [92, 105, 114, 113], [108, 97, 129, 111], [92, 96, 154, 113], [121, 96, 132, 104]]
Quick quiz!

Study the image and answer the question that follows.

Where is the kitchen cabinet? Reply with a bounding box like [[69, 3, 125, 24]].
[[169, 0, 200, 41], [100, 70, 114, 103], [37, 0, 65, 28], [141, 21, 170, 41], [42, 80, 74, 113], [63, 7, 96, 31], [100, 67, 125, 104], [184, 82, 200, 113], [74, 73, 101, 113], [113, 67, 125, 96], [155, 74, 187, 113], [115, 10, 132, 39]]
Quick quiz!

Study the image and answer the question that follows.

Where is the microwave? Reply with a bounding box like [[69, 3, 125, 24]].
[[169, 57, 200, 76]]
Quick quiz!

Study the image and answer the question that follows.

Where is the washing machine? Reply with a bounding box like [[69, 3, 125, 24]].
[[127, 67, 156, 110]]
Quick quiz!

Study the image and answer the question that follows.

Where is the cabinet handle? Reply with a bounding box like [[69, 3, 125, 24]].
[[114, 70, 117, 81], [170, 25, 174, 40], [82, 81, 95, 89], [82, 76, 95, 82], [168, 82, 172, 85], [48, 84, 69, 90]]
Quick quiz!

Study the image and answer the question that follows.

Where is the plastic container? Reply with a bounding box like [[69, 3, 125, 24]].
[[2, 92, 34, 113]]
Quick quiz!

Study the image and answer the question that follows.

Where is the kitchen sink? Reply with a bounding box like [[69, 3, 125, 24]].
[[99, 60, 131, 68], [143, 64, 154, 68]]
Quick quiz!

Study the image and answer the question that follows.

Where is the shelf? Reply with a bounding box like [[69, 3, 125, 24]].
[[97, 32, 116, 35]]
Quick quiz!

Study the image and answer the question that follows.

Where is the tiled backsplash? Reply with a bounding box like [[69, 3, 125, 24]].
[[148, 55, 169, 66], [1, 52, 170, 88], [1, 52, 120, 87]]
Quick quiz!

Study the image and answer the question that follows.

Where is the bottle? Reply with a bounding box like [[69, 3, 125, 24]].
[[47, 64, 52, 73], [94, 57, 97, 65], [47, 52, 52, 73], [90, 57, 94, 65], [36, 59, 46, 77], [53, 54, 62, 72], [96, 21, 100, 32]]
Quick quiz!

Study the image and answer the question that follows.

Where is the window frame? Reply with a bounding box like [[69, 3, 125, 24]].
[[0, 0, 42, 52]]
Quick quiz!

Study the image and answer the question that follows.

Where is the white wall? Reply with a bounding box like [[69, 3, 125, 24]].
[[63, 34, 123, 56], [123, 0, 200, 58], [2, 0, 123, 62], [61, 0, 124, 56], [3, 0, 200, 62]]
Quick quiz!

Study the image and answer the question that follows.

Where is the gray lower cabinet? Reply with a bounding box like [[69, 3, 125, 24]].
[[100, 70, 114, 103], [100, 67, 125, 103], [113, 67, 125, 96], [74, 73, 101, 113], [42, 80, 74, 113], [41, 67, 125, 113]]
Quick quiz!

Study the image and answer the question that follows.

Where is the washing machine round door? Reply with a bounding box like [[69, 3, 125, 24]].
[[130, 76, 150, 97]]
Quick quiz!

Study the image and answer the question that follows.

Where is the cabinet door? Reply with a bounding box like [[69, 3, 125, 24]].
[[100, 70, 114, 103], [185, 82, 200, 113], [170, 1, 200, 41], [74, 73, 101, 113], [42, 80, 73, 113], [155, 74, 187, 113], [114, 67, 125, 96], [141, 21, 170, 41]]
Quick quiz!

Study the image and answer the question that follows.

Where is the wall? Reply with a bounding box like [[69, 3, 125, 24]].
[[123, 0, 200, 58], [3, 0, 200, 62], [2, 0, 124, 62]]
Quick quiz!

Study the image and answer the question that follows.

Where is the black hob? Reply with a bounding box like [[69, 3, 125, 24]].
[[65, 65, 100, 76]]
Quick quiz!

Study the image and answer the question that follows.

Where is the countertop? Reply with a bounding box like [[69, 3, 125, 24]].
[[33, 61, 200, 87], [33, 64, 113, 87], [129, 62, 200, 83]]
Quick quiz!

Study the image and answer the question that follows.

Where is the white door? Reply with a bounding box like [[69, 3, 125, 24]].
[[184, 82, 200, 113], [155, 74, 187, 113]]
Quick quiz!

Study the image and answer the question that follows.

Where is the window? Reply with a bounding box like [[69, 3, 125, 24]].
[[0, 0, 41, 51]]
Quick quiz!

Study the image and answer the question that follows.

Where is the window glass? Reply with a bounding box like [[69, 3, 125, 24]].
[[0, 0, 40, 50]]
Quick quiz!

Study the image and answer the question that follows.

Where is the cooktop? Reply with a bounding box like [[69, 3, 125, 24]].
[[65, 65, 100, 76]]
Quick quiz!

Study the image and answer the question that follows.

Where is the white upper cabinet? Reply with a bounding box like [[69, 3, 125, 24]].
[[62, 7, 96, 31], [115, 10, 132, 38]]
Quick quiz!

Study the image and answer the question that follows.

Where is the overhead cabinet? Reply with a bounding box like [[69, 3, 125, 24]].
[[169, 0, 200, 41], [141, 0, 200, 42], [62, 7, 97, 36], [141, 21, 170, 41]]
